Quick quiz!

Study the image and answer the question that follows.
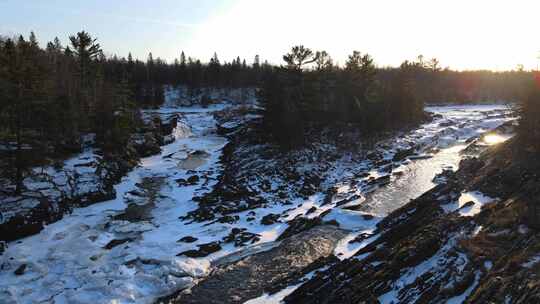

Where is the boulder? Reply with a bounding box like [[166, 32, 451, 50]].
[[14, 264, 26, 276], [178, 236, 198, 243], [261, 213, 281, 225]]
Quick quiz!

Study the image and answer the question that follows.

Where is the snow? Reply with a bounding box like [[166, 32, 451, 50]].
[[445, 272, 481, 304], [0, 106, 231, 304], [170, 258, 210, 278], [440, 191, 496, 217], [458, 192, 496, 216], [0, 103, 516, 303], [518, 225, 529, 234], [325, 208, 381, 260], [334, 229, 378, 260], [378, 235, 470, 304], [243, 284, 300, 304], [243, 267, 324, 304], [522, 255, 540, 268]]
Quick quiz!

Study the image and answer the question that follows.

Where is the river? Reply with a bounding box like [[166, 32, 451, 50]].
[[0, 103, 515, 304]]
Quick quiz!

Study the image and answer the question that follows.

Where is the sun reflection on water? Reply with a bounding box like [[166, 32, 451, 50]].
[[483, 134, 507, 145]]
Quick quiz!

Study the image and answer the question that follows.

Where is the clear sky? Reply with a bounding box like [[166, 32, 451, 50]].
[[1, 0, 539, 70]]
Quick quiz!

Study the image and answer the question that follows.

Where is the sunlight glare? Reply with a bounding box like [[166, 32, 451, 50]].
[[483, 134, 507, 145]]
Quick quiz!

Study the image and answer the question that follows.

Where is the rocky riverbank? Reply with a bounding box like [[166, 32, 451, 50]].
[[284, 136, 540, 303], [0, 112, 178, 242], [162, 225, 346, 304], [0, 102, 517, 303]]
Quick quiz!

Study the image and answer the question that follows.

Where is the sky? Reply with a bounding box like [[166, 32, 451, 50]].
[[1, 0, 539, 70]]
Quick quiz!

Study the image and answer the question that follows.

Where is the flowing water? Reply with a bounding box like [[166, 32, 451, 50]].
[[0, 103, 516, 304], [362, 144, 466, 216], [360, 104, 515, 216]]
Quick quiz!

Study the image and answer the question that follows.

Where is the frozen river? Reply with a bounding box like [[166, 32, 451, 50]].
[[0, 104, 515, 304]]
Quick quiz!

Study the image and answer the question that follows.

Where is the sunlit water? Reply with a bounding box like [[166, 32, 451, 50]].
[[363, 145, 465, 216], [360, 104, 514, 216]]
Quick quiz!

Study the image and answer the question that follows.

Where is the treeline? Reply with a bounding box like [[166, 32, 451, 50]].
[[123, 51, 271, 106], [0, 31, 536, 192], [260, 46, 427, 147], [260, 46, 533, 147], [0, 31, 267, 194], [0, 31, 139, 193], [378, 61, 531, 104]]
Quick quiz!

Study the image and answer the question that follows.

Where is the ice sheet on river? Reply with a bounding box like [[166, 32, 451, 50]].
[[0, 104, 515, 304]]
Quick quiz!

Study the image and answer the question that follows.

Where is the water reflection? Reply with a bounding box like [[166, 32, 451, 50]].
[[360, 145, 465, 216], [482, 133, 510, 145]]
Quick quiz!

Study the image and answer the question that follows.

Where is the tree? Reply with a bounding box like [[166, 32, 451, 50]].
[[315, 51, 333, 71], [343, 51, 377, 120], [180, 51, 187, 68], [253, 54, 260, 69], [69, 31, 101, 87], [283, 45, 318, 71]]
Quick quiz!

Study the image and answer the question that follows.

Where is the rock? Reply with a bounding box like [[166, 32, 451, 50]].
[[104, 238, 133, 250], [261, 213, 281, 225], [393, 148, 415, 162], [199, 242, 222, 254], [367, 175, 391, 186], [323, 219, 340, 227], [278, 216, 323, 241], [177, 250, 208, 258], [14, 264, 26, 275], [178, 242, 222, 258], [191, 150, 209, 157], [322, 187, 338, 206], [460, 201, 475, 209], [306, 206, 318, 214], [335, 194, 362, 207], [223, 228, 261, 247], [177, 175, 200, 186], [218, 215, 239, 224], [362, 214, 375, 220], [131, 132, 161, 157], [186, 175, 199, 184], [170, 225, 347, 304], [178, 236, 198, 243]]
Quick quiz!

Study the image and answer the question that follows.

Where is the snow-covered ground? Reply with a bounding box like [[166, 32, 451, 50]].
[[0, 103, 516, 304], [0, 104, 232, 303]]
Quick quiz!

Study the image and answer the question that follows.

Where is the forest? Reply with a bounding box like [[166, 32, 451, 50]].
[[2, 17, 540, 303], [0, 31, 538, 193]]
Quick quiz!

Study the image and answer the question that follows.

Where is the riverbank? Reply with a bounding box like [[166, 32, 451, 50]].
[[285, 135, 540, 303], [0, 103, 515, 303]]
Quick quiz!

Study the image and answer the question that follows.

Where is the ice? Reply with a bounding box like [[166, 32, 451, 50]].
[[0, 104, 233, 304], [522, 255, 540, 268], [445, 272, 481, 304], [0, 103, 515, 303], [170, 258, 210, 278]]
